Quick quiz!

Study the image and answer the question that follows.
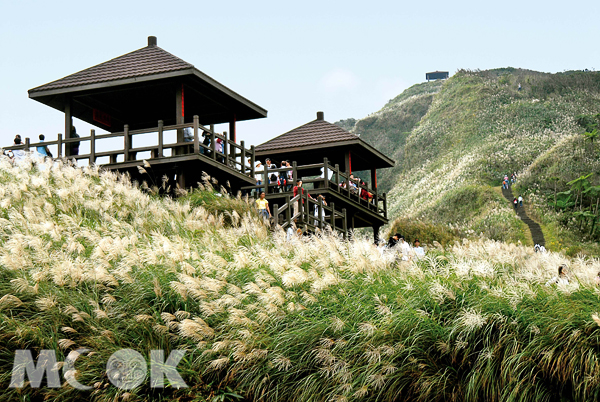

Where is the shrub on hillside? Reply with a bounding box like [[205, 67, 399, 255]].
[[388, 218, 459, 246]]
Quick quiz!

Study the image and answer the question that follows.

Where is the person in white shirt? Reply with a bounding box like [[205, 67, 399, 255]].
[[413, 239, 426, 258], [265, 158, 278, 193], [11, 137, 27, 162], [546, 264, 570, 286], [518, 195, 523, 207], [399, 236, 412, 261], [254, 161, 264, 196], [313, 195, 327, 227]]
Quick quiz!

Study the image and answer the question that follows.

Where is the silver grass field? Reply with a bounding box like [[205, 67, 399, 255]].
[[1, 158, 600, 401]]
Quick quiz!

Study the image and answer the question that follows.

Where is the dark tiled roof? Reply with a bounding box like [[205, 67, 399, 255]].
[[256, 119, 358, 152], [29, 45, 193, 93]]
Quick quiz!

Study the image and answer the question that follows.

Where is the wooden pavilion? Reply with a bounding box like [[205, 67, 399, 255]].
[[252, 112, 395, 240], [26, 36, 266, 189]]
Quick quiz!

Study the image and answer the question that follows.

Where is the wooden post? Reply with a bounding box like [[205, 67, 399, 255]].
[[318, 198, 323, 229], [210, 130, 216, 160], [330, 202, 335, 228], [342, 208, 348, 238], [250, 145, 255, 177], [223, 132, 229, 165], [175, 84, 184, 155], [124, 125, 130, 161], [90, 129, 96, 164], [25, 137, 30, 152], [193, 115, 199, 154], [292, 161, 297, 186], [64, 96, 72, 157], [304, 190, 310, 227], [373, 225, 381, 245], [323, 157, 329, 189], [335, 164, 340, 192], [264, 163, 269, 194], [344, 151, 350, 175], [273, 204, 279, 226], [158, 120, 164, 157], [240, 141, 246, 174], [371, 169, 377, 190], [229, 117, 236, 160], [285, 195, 291, 227], [57, 134, 63, 158]]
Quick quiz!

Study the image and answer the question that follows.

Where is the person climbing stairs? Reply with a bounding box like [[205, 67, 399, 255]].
[[502, 186, 545, 247]]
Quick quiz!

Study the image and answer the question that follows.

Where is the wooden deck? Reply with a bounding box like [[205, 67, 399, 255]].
[[4, 115, 257, 189]]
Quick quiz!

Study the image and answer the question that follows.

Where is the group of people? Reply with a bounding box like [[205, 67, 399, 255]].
[[513, 195, 524, 210], [5, 128, 81, 163], [502, 172, 517, 190], [254, 178, 327, 225], [382, 233, 426, 260], [254, 158, 294, 194]]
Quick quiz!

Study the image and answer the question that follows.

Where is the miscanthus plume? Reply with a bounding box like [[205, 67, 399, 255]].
[[1, 158, 600, 401]]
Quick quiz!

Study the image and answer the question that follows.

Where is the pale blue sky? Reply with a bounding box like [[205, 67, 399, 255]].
[[1, 0, 599, 150]]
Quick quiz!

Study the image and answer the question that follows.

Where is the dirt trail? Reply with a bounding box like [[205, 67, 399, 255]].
[[502, 187, 545, 247]]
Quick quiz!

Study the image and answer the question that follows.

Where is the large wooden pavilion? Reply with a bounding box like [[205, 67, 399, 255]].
[[26, 36, 266, 189]]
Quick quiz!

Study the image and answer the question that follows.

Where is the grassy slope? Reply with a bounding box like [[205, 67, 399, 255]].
[[346, 68, 600, 250], [336, 81, 443, 193], [3, 161, 600, 401]]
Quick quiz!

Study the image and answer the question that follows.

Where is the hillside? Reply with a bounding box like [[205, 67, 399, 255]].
[[340, 69, 600, 252], [2, 160, 600, 401]]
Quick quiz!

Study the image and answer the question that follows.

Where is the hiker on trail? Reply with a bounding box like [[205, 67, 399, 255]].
[[595, 272, 600, 287], [513, 197, 518, 210], [255, 191, 271, 220], [413, 239, 426, 259], [502, 180, 507, 190], [70, 126, 80, 156], [518, 195, 523, 207], [518, 83, 522, 91], [546, 264, 570, 286], [36, 134, 52, 159], [534, 244, 547, 253]]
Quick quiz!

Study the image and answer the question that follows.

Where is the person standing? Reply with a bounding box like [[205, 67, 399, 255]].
[[518, 195, 523, 207], [546, 265, 570, 286], [293, 180, 312, 219], [70, 126, 80, 156], [313, 195, 327, 227], [265, 158, 278, 193], [254, 161, 264, 196], [255, 192, 271, 220], [513, 197, 518, 210], [11, 137, 27, 162]]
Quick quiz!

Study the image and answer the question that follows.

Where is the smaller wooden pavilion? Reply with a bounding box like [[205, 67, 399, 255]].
[[254, 112, 395, 240]]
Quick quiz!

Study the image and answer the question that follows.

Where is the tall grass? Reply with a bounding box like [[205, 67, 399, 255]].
[[1, 159, 600, 401]]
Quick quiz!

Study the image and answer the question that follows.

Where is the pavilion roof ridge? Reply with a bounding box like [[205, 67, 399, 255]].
[[29, 45, 194, 94], [256, 118, 358, 153]]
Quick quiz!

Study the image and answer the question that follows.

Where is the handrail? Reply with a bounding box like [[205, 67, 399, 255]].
[[5, 115, 255, 178]]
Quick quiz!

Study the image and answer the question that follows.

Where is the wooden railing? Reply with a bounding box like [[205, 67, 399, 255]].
[[2, 115, 256, 178], [242, 157, 388, 219], [271, 192, 348, 238]]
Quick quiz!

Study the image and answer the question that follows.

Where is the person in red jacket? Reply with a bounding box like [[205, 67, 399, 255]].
[[293, 180, 313, 219]]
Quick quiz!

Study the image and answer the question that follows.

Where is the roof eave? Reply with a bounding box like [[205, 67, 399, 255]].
[[28, 69, 196, 98], [191, 69, 267, 118], [256, 139, 395, 168]]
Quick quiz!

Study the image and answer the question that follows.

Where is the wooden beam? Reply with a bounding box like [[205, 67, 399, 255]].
[[64, 96, 72, 157]]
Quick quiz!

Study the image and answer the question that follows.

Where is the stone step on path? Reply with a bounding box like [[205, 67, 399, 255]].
[[502, 186, 545, 247]]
